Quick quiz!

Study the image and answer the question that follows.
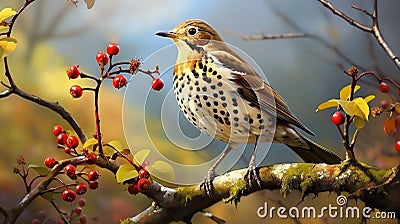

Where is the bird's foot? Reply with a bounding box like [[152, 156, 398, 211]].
[[200, 169, 217, 196], [244, 161, 262, 188]]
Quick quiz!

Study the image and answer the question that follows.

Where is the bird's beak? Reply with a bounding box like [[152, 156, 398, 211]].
[[156, 31, 177, 39]]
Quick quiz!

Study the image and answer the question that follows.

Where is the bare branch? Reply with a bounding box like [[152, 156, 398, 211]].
[[0, 89, 12, 99], [242, 33, 307, 41], [317, 0, 372, 32]]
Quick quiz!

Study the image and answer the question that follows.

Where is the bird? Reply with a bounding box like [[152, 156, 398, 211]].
[[156, 19, 342, 194]]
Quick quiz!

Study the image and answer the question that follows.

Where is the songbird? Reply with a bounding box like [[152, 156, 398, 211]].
[[156, 19, 341, 194]]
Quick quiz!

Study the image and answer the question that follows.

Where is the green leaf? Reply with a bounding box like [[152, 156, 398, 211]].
[[28, 164, 50, 176], [316, 99, 338, 112], [41, 191, 54, 201], [339, 84, 360, 100], [83, 137, 98, 150], [0, 37, 17, 58], [116, 164, 138, 183], [134, 149, 150, 165], [0, 8, 16, 22], [148, 161, 175, 180], [354, 117, 365, 129], [108, 140, 123, 152]]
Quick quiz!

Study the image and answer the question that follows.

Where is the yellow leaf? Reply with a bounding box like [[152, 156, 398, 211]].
[[337, 100, 361, 118], [83, 137, 98, 150], [0, 8, 16, 22], [0, 37, 17, 58], [364, 95, 375, 103], [107, 140, 122, 152], [0, 26, 8, 33], [384, 116, 395, 136], [148, 160, 175, 180], [116, 164, 138, 183], [316, 99, 338, 112], [134, 149, 150, 166], [354, 117, 365, 129], [339, 84, 360, 100], [353, 97, 370, 121]]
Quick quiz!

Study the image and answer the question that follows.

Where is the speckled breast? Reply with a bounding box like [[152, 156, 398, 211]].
[[172, 57, 275, 144]]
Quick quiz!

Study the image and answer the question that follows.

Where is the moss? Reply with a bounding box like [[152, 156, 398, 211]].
[[175, 186, 202, 203], [120, 218, 135, 224], [222, 178, 247, 205], [280, 163, 314, 197]]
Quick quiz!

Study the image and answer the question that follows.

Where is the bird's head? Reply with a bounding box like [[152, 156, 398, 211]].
[[156, 19, 224, 54]]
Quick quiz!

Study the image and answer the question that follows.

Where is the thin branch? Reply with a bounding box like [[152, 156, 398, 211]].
[[12, 87, 88, 142], [317, 0, 372, 32], [0, 89, 12, 99], [0, 205, 8, 218], [242, 33, 307, 41], [317, 0, 400, 70]]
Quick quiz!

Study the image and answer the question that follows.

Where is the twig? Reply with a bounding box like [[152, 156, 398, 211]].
[[242, 33, 307, 41], [317, 0, 400, 70]]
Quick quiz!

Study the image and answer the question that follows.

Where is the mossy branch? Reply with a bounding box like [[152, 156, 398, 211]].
[[122, 162, 399, 224]]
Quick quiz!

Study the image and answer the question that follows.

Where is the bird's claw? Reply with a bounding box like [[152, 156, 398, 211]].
[[244, 162, 262, 188], [200, 170, 216, 196]]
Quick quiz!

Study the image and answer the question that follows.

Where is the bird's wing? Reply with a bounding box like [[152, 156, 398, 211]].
[[210, 50, 314, 135]]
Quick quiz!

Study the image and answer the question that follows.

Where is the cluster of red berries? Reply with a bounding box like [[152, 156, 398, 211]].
[[66, 42, 165, 95], [61, 166, 100, 202], [53, 125, 79, 154], [50, 124, 97, 162], [127, 168, 151, 195]]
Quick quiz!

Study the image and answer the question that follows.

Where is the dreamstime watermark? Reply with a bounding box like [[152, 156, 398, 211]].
[[257, 195, 396, 220]]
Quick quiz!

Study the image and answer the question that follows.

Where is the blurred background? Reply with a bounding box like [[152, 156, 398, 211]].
[[0, 0, 399, 223]]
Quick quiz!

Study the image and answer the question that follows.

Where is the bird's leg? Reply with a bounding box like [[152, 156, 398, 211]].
[[244, 136, 262, 188], [200, 144, 235, 196]]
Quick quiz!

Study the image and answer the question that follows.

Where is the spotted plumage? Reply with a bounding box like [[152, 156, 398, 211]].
[[156, 19, 342, 194]]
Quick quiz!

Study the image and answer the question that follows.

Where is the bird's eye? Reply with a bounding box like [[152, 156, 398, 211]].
[[188, 27, 198, 36]]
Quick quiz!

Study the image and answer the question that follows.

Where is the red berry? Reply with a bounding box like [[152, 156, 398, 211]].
[[66, 65, 80, 79], [138, 169, 150, 179], [151, 78, 164, 91], [62, 189, 76, 202], [379, 82, 390, 93], [95, 51, 109, 66], [86, 153, 97, 164], [112, 75, 128, 89], [380, 100, 389, 109], [87, 170, 99, 181], [128, 183, 140, 195], [396, 140, 400, 152], [74, 206, 83, 216], [331, 111, 345, 126], [32, 219, 40, 224], [78, 198, 86, 207], [137, 178, 151, 192], [89, 180, 99, 190], [66, 136, 79, 148], [64, 146, 72, 154], [79, 215, 88, 224], [44, 156, 57, 168], [56, 133, 68, 145], [64, 164, 76, 178], [70, 85, 83, 98], [75, 183, 88, 195], [53, 125, 64, 136], [107, 43, 120, 56]]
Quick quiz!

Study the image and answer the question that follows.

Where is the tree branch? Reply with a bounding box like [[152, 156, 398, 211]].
[[123, 162, 399, 223], [317, 0, 400, 70], [242, 33, 307, 41]]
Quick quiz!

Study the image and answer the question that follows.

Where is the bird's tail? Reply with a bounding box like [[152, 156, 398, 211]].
[[285, 131, 342, 164]]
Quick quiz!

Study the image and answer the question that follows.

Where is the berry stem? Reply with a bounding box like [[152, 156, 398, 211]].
[[94, 79, 104, 155]]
